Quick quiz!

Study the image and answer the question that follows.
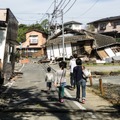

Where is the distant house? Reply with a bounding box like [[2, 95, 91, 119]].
[[63, 21, 82, 31], [16, 30, 47, 58], [46, 28, 119, 62], [87, 16, 120, 39], [51, 21, 82, 35]]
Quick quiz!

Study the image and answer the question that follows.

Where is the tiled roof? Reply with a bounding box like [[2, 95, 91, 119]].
[[46, 35, 93, 46], [46, 29, 116, 48], [87, 15, 120, 24], [85, 31, 116, 48], [64, 21, 82, 25]]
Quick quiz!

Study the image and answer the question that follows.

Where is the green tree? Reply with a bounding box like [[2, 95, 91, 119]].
[[40, 19, 49, 33], [17, 24, 28, 42], [28, 23, 44, 31], [17, 21, 49, 43]]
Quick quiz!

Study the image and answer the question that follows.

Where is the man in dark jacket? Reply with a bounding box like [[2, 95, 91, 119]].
[[73, 58, 86, 104]]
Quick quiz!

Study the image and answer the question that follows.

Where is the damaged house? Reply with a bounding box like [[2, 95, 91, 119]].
[[46, 28, 120, 63]]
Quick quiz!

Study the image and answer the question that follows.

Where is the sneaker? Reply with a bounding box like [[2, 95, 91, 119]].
[[60, 99, 64, 103], [82, 99, 85, 104]]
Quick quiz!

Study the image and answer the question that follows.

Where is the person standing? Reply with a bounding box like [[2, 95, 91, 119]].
[[73, 58, 86, 104], [45, 67, 54, 93], [69, 54, 77, 89], [55, 61, 67, 103]]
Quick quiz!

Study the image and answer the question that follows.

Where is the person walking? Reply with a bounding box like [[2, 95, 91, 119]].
[[45, 67, 54, 93], [73, 58, 86, 104], [55, 61, 67, 103], [69, 54, 77, 89]]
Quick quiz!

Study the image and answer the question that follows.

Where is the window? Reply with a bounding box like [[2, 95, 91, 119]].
[[99, 23, 106, 30], [29, 35, 38, 44]]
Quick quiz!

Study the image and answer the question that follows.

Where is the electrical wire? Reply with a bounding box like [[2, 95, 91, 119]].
[[39, 1, 54, 23], [57, 0, 70, 11], [16, 17, 40, 22], [59, 0, 71, 12], [79, 0, 100, 17], [16, 1, 54, 23], [57, 0, 77, 17], [53, 0, 63, 14], [51, 0, 72, 19], [51, 0, 66, 23], [62, 0, 77, 15]]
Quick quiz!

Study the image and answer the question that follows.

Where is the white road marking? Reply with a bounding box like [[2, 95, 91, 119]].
[[18, 64, 24, 72], [64, 89, 86, 110]]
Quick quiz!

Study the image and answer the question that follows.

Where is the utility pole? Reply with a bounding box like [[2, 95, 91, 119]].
[[46, 13, 51, 35], [61, 9, 65, 61], [54, 0, 58, 32]]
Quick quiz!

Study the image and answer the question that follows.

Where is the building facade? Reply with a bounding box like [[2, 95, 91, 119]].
[[87, 16, 120, 38], [16, 30, 47, 58]]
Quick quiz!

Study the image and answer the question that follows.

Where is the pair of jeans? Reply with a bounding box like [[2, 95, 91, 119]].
[[58, 82, 66, 100], [70, 73, 75, 88], [76, 79, 86, 100]]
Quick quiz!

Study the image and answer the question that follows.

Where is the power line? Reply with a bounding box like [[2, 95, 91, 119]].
[[60, 0, 71, 11], [58, 0, 71, 12], [53, 0, 63, 14], [39, 1, 54, 23], [16, 17, 41, 22], [62, 0, 77, 16], [79, 0, 100, 17], [51, 0, 76, 21], [50, 0, 66, 26]]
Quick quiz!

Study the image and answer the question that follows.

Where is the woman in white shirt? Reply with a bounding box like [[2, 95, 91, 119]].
[[55, 61, 67, 103]]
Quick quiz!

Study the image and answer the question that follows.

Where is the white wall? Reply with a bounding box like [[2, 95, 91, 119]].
[[47, 46, 53, 59], [53, 45, 59, 58], [0, 28, 7, 63], [59, 44, 63, 57], [71, 24, 82, 31], [65, 43, 72, 58], [105, 48, 115, 57], [47, 43, 72, 60]]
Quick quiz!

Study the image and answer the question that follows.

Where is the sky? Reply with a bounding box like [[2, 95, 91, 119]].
[[0, 0, 120, 27]]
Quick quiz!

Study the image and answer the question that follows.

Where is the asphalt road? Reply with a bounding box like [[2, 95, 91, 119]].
[[0, 62, 119, 120]]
